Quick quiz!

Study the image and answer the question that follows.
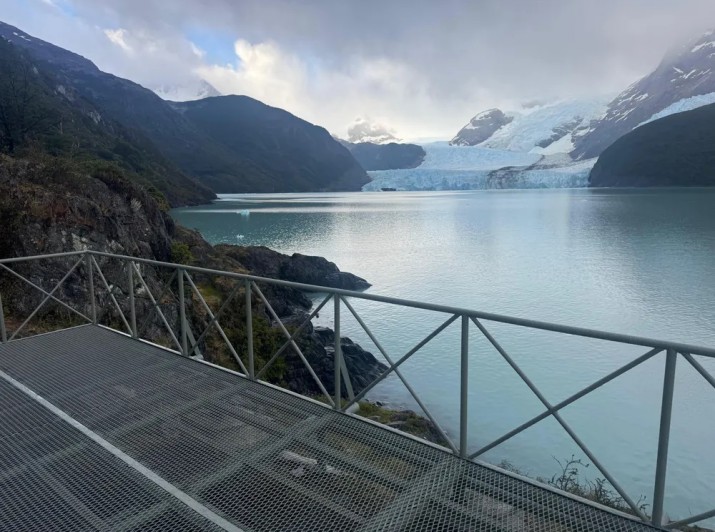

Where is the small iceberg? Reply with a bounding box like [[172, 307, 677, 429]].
[[237, 209, 250, 216]]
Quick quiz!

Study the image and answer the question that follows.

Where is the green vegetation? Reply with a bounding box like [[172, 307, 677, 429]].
[[170, 242, 194, 265]]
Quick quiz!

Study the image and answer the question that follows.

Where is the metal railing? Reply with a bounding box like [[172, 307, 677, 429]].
[[1, 249, 714, 528]]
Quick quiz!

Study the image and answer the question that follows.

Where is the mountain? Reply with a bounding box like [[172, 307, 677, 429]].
[[589, 103, 715, 187], [0, 21, 368, 195], [152, 79, 222, 101], [450, 99, 607, 154], [346, 117, 400, 144], [573, 30, 715, 159], [450, 109, 513, 147], [174, 96, 370, 192], [0, 32, 215, 207], [339, 140, 426, 171]]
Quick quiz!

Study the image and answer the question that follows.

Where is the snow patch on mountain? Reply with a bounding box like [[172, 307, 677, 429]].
[[638, 92, 715, 127], [691, 40, 715, 53], [152, 79, 221, 101], [346, 118, 400, 144]]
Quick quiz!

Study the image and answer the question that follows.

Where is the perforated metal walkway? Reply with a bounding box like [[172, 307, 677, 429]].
[[0, 326, 660, 531]]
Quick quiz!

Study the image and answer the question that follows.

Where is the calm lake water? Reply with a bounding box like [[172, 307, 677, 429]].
[[173, 189, 715, 522]]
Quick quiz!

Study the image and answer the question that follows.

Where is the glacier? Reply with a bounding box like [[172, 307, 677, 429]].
[[478, 98, 608, 153], [363, 142, 595, 191]]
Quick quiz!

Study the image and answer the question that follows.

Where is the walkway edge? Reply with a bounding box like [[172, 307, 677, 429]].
[[0, 368, 243, 532]]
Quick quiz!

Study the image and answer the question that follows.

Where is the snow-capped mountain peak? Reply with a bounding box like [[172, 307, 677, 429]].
[[450, 99, 608, 155], [571, 28, 715, 159], [152, 79, 221, 102], [346, 118, 400, 144]]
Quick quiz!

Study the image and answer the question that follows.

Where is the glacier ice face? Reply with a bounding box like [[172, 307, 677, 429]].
[[363, 142, 595, 191], [417, 142, 541, 170]]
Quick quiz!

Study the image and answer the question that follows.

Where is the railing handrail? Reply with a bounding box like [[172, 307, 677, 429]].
[[1, 249, 714, 358], [2, 248, 715, 526]]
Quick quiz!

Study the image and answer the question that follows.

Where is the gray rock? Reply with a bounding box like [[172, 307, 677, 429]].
[[450, 109, 513, 146]]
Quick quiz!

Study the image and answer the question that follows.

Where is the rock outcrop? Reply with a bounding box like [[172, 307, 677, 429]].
[[450, 109, 513, 146], [216, 245, 371, 291], [289, 327, 387, 398]]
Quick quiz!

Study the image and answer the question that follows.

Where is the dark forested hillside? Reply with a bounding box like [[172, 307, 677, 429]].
[[589, 103, 715, 187], [340, 141, 426, 171], [173, 96, 370, 192], [0, 21, 369, 195], [0, 37, 214, 206]]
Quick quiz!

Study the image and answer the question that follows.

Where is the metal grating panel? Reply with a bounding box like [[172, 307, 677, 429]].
[[0, 377, 224, 531], [0, 326, 662, 531]]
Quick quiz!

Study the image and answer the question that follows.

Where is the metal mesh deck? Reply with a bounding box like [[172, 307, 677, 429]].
[[0, 325, 661, 531]]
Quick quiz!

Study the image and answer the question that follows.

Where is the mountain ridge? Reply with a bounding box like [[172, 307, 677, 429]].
[[572, 29, 715, 159], [0, 21, 369, 197]]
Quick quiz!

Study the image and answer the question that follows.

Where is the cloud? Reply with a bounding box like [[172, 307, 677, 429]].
[[3, 0, 715, 138], [103, 28, 132, 53]]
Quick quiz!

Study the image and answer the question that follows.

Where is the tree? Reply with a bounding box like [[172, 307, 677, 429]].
[[0, 39, 55, 153]]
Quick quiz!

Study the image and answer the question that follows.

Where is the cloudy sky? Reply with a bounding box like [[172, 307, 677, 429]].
[[1, 0, 714, 139]]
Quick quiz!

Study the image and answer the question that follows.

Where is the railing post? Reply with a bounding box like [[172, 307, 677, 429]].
[[245, 280, 254, 380], [460, 314, 469, 458], [86, 252, 96, 324], [127, 261, 137, 338], [0, 293, 6, 343], [334, 295, 341, 410], [653, 348, 677, 526], [177, 268, 187, 356]]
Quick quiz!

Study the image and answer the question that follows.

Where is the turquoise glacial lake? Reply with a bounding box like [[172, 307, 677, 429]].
[[173, 189, 715, 522]]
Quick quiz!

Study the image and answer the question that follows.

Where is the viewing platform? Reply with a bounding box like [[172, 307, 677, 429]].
[[0, 325, 660, 531], [1, 250, 714, 530]]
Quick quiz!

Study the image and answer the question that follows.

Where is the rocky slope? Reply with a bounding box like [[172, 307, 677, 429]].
[[0, 153, 381, 398], [0, 21, 369, 196], [340, 140, 426, 171], [589, 103, 715, 187], [573, 30, 715, 159]]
